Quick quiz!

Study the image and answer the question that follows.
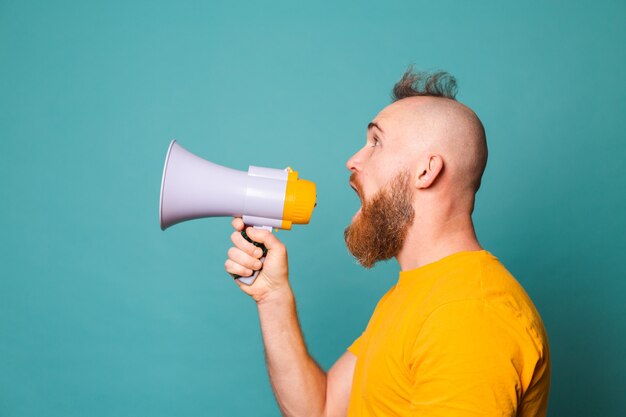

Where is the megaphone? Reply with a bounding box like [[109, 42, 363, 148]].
[[159, 140, 317, 285]]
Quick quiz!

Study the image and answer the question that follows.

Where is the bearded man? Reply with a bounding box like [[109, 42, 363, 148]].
[[224, 68, 551, 416]]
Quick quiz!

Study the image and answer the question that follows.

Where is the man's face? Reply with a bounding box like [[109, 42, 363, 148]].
[[343, 102, 417, 268]]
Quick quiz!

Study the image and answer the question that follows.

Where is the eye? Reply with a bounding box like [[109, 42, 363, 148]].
[[370, 137, 380, 148]]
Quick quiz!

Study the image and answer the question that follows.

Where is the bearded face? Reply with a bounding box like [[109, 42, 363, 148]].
[[344, 169, 415, 268]]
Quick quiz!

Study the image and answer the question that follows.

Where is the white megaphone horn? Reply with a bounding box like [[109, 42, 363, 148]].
[[159, 140, 317, 285]]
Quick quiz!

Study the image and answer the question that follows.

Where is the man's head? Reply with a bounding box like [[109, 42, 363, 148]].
[[344, 67, 488, 268]]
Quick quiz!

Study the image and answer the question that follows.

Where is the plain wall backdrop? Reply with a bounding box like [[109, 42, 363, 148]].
[[1, 0, 625, 416]]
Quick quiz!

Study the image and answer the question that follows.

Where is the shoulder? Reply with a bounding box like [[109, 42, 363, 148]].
[[411, 252, 550, 376], [410, 296, 550, 399], [420, 251, 548, 350]]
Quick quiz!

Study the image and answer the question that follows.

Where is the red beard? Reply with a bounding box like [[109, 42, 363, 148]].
[[344, 169, 415, 268]]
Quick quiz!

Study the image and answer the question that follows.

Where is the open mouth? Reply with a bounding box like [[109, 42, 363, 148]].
[[350, 182, 363, 220], [350, 182, 361, 200]]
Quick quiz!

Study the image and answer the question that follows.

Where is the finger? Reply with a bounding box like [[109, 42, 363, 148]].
[[231, 217, 244, 231], [224, 259, 254, 277], [231, 231, 264, 258], [228, 247, 263, 271], [244, 227, 285, 254]]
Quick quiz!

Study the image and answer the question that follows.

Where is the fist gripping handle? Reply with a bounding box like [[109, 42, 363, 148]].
[[231, 226, 270, 285]]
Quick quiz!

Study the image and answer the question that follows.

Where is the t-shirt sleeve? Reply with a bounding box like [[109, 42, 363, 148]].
[[347, 332, 364, 356], [348, 286, 396, 357], [408, 299, 539, 416]]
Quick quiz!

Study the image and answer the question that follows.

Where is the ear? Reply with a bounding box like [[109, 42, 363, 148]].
[[415, 154, 444, 189]]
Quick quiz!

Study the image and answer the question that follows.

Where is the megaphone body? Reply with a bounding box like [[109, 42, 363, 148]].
[[159, 140, 316, 285]]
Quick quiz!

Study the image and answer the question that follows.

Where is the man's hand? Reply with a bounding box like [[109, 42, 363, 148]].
[[225, 217, 290, 304]]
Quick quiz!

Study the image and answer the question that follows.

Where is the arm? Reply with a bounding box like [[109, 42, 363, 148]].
[[225, 218, 356, 416], [256, 289, 356, 416]]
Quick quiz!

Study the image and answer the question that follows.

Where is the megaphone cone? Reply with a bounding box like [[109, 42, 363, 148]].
[[159, 140, 249, 230], [159, 140, 316, 230]]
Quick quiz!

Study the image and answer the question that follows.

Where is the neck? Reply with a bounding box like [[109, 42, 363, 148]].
[[396, 209, 483, 271]]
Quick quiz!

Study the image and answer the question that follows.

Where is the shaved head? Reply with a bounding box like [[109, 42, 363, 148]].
[[357, 67, 489, 219], [389, 67, 487, 199], [386, 96, 487, 196]]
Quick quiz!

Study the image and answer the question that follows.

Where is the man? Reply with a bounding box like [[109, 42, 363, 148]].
[[224, 68, 551, 416]]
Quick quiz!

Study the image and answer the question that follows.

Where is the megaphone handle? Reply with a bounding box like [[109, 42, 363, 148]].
[[233, 226, 270, 285]]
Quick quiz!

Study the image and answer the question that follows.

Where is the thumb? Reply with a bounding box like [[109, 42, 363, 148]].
[[245, 227, 285, 254]]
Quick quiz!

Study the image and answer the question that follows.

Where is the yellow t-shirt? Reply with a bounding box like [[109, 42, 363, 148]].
[[347, 250, 550, 416]]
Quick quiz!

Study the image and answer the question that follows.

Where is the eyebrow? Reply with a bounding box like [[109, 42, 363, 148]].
[[367, 122, 383, 133]]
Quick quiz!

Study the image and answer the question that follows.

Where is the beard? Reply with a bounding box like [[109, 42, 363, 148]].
[[344, 169, 415, 268]]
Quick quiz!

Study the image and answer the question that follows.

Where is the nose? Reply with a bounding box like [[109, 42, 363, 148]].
[[346, 148, 363, 173]]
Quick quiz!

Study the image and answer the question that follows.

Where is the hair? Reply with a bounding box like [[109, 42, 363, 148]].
[[391, 66, 488, 198], [392, 66, 458, 101]]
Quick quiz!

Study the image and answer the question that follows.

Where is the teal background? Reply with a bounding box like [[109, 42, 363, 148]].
[[1, 0, 625, 415]]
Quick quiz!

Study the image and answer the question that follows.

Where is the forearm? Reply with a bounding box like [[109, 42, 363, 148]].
[[257, 286, 327, 417]]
